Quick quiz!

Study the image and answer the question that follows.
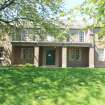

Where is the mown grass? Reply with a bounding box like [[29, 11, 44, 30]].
[[0, 67, 105, 105]]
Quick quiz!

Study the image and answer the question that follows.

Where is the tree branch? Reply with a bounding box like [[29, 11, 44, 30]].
[[0, 0, 15, 11], [0, 17, 34, 24]]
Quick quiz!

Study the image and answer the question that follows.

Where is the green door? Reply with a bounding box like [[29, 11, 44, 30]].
[[46, 49, 55, 65]]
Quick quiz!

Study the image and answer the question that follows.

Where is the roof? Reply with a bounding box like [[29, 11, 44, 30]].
[[59, 17, 94, 29]]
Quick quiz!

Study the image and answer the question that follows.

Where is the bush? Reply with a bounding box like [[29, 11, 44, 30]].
[[24, 63, 34, 67]]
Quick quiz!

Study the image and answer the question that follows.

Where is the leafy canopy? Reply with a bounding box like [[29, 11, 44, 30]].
[[79, 0, 105, 34], [0, 0, 66, 38]]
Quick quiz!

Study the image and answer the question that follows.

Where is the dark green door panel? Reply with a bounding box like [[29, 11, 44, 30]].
[[46, 49, 55, 65]]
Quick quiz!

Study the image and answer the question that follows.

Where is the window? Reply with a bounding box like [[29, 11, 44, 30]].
[[0, 47, 4, 64], [67, 33, 75, 42], [79, 31, 85, 42], [21, 29, 29, 41], [97, 49, 105, 61], [21, 48, 33, 59], [70, 48, 81, 61], [0, 48, 4, 57], [47, 36, 54, 42]]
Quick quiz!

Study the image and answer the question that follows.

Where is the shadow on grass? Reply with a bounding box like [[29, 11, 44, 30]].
[[0, 67, 105, 105]]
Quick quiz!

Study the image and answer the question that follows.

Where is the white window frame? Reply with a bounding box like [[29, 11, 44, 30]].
[[97, 48, 105, 61], [78, 31, 85, 42], [69, 48, 81, 61]]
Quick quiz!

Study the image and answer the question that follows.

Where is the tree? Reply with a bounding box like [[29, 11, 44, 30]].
[[0, 0, 63, 23], [79, 0, 105, 34], [0, 0, 65, 38]]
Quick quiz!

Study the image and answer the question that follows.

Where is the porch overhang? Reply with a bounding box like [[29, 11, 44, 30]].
[[11, 41, 92, 47], [11, 41, 35, 47]]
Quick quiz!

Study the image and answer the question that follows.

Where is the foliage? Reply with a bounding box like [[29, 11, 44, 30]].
[[0, 67, 105, 105], [79, 0, 105, 35], [0, 0, 66, 38]]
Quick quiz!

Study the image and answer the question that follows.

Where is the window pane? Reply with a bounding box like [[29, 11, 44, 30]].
[[0, 48, 3, 58], [0, 47, 4, 64], [70, 48, 81, 61], [22, 48, 33, 59], [98, 49, 104, 61], [79, 32, 84, 42]]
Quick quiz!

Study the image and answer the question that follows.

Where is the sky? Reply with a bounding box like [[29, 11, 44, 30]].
[[63, 0, 85, 11], [60, 0, 93, 25], [60, 0, 85, 21]]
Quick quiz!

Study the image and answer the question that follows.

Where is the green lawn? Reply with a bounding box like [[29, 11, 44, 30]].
[[0, 67, 105, 105]]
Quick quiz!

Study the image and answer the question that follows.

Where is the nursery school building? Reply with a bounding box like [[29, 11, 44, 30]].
[[0, 25, 105, 68]]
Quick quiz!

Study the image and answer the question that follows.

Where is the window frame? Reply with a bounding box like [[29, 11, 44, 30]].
[[78, 31, 85, 42], [21, 48, 34, 60], [69, 48, 81, 61], [21, 29, 29, 41]]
